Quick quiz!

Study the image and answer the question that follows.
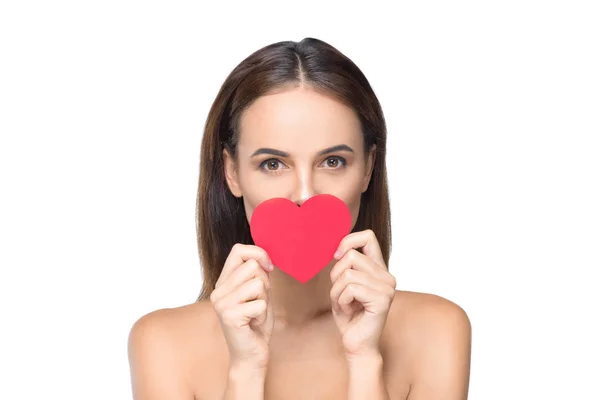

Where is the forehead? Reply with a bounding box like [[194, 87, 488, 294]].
[[237, 87, 363, 152]]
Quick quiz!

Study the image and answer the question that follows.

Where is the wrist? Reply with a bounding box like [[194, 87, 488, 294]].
[[345, 352, 388, 400], [345, 349, 383, 366], [225, 361, 267, 400], [229, 359, 268, 377], [347, 353, 383, 372]]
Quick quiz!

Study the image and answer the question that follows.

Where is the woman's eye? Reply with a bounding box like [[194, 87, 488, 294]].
[[323, 156, 346, 169], [260, 159, 283, 172], [260, 157, 346, 173]]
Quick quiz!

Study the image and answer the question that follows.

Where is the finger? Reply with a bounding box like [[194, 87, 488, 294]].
[[330, 249, 395, 287], [215, 277, 268, 314], [249, 283, 270, 327], [221, 299, 267, 328], [217, 244, 273, 287], [338, 283, 388, 315], [334, 229, 385, 267], [330, 249, 380, 282], [329, 269, 386, 313], [233, 277, 270, 327], [216, 259, 271, 300], [330, 268, 384, 307], [251, 290, 274, 330]]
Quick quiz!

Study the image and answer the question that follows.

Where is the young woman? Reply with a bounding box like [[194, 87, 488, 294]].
[[128, 37, 472, 400]]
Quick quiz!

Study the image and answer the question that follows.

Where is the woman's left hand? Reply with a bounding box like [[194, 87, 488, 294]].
[[330, 229, 397, 359]]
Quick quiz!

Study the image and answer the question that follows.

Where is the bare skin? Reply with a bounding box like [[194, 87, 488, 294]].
[[128, 86, 471, 399], [128, 290, 471, 399]]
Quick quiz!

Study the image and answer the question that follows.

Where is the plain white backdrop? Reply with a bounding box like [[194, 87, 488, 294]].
[[1, 1, 599, 399]]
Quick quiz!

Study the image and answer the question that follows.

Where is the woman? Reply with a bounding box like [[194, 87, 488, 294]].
[[128, 37, 471, 400]]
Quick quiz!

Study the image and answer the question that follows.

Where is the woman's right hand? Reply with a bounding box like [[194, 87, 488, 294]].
[[210, 243, 275, 369]]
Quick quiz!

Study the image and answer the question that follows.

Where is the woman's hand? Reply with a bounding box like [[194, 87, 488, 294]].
[[330, 229, 397, 359], [210, 244, 275, 370]]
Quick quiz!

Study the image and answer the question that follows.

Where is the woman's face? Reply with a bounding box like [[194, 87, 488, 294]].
[[223, 86, 375, 229]]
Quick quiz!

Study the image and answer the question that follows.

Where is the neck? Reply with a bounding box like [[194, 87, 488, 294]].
[[269, 259, 336, 330]]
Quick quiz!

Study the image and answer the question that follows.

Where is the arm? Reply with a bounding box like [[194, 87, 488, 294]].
[[128, 310, 192, 400], [347, 353, 390, 400], [128, 309, 268, 400], [223, 362, 267, 400], [408, 300, 472, 400]]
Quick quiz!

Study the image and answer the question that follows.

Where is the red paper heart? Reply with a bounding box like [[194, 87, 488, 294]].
[[250, 194, 352, 283]]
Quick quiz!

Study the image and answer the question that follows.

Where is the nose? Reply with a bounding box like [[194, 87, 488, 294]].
[[291, 170, 316, 206]]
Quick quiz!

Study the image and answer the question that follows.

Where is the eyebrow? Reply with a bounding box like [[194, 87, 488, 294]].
[[250, 144, 354, 158]]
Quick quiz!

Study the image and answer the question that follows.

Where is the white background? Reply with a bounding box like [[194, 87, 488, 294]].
[[1, 1, 599, 399]]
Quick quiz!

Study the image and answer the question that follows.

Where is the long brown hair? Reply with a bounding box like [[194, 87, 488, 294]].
[[195, 38, 391, 301]]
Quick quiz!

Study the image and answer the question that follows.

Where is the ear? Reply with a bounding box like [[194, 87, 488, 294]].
[[223, 148, 243, 198], [361, 144, 376, 193]]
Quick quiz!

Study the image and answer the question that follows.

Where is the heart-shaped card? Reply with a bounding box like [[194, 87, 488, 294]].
[[249, 194, 352, 283]]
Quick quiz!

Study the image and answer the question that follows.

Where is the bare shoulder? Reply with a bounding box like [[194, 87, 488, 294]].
[[129, 300, 218, 338], [128, 300, 218, 354], [384, 290, 472, 399], [390, 290, 471, 333], [128, 300, 223, 399]]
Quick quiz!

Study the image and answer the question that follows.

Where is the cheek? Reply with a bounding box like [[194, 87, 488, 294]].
[[346, 193, 363, 229], [237, 167, 366, 224], [240, 193, 266, 225], [321, 180, 364, 226], [242, 191, 363, 228], [236, 170, 277, 222]]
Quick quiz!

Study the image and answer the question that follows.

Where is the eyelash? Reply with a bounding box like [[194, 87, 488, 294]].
[[259, 156, 347, 174]]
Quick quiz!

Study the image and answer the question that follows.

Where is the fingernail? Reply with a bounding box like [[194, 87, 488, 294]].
[[334, 249, 341, 259], [269, 262, 274, 271]]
